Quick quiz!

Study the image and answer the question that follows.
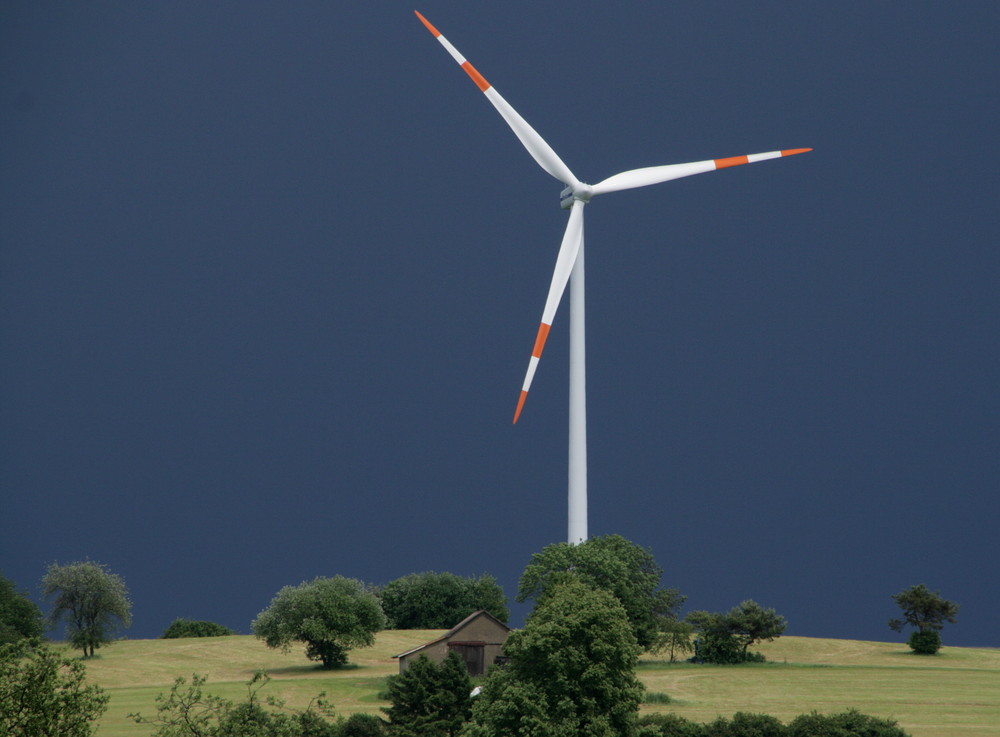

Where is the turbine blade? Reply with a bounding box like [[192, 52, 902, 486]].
[[514, 200, 586, 424], [415, 11, 581, 189], [590, 148, 812, 196]]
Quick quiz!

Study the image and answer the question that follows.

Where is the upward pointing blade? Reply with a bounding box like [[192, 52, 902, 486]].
[[415, 11, 582, 189], [514, 199, 586, 424], [591, 148, 812, 195]]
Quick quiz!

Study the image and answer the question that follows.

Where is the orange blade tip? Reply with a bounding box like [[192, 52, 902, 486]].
[[414, 11, 441, 37], [782, 148, 813, 156], [513, 391, 528, 424]]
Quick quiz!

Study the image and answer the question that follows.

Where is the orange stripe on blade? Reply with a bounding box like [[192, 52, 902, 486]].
[[461, 61, 490, 91], [781, 148, 813, 156], [513, 390, 528, 424], [531, 323, 551, 358], [715, 155, 750, 169], [414, 11, 441, 37]]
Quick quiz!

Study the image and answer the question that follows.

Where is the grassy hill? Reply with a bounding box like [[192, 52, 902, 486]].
[[78, 632, 1000, 737]]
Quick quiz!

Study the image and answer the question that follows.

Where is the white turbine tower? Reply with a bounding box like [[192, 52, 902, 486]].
[[415, 11, 810, 545]]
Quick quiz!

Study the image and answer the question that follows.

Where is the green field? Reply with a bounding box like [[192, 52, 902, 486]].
[[77, 633, 999, 737]]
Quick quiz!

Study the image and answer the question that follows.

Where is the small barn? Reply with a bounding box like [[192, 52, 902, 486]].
[[393, 610, 511, 676]]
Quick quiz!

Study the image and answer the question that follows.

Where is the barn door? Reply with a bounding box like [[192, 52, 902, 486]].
[[448, 642, 485, 676]]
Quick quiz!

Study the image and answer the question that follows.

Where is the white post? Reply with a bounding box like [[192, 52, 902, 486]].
[[568, 229, 588, 544]]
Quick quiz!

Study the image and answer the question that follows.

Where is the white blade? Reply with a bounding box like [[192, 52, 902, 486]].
[[591, 148, 812, 196], [415, 11, 581, 189], [514, 200, 585, 423]]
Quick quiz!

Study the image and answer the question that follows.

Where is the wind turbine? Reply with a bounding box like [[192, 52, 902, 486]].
[[415, 11, 810, 545]]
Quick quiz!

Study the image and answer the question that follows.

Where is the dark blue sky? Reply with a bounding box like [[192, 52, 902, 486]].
[[2, 2, 998, 647]]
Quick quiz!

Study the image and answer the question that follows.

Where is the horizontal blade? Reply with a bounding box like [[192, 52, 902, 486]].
[[591, 148, 812, 196], [514, 200, 585, 423], [415, 11, 581, 189]]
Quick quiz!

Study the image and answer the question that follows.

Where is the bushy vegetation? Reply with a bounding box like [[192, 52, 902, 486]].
[[130, 671, 342, 737], [378, 572, 508, 629], [383, 652, 471, 737], [687, 601, 786, 664], [637, 710, 911, 737], [0, 573, 43, 645], [161, 619, 236, 639], [0, 638, 109, 737], [252, 575, 386, 669], [467, 576, 645, 737]]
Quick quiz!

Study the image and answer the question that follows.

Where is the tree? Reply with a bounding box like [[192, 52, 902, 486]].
[[888, 584, 958, 654], [687, 600, 786, 664], [383, 652, 472, 737], [41, 560, 132, 657], [0, 638, 110, 737], [650, 619, 695, 663], [252, 575, 386, 669], [466, 576, 644, 737], [0, 573, 44, 645], [379, 572, 509, 629], [517, 534, 677, 649]]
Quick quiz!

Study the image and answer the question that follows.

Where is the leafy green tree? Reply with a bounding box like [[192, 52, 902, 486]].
[[383, 652, 472, 737], [252, 575, 386, 669], [0, 573, 44, 645], [0, 638, 110, 737], [687, 601, 786, 664], [517, 534, 677, 649], [379, 572, 509, 629], [888, 584, 958, 654], [162, 619, 236, 638], [650, 619, 695, 663], [41, 560, 132, 657], [466, 576, 644, 737]]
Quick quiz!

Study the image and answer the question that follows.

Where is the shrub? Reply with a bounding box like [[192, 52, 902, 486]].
[[706, 712, 786, 737], [787, 710, 910, 737], [342, 712, 387, 737], [0, 639, 110, 737], [638, 713, 707, 737], [907, 629, 941, 655], [161, 618, 235, 638], [642, 691, 672, 704]]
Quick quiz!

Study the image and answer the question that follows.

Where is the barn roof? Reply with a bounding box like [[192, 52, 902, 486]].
[[392, 609, 511, 659]]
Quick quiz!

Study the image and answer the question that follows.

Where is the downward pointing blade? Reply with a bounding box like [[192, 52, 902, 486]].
[[591, 148, 812, 195], [415, 11, 581, 189], [514, 200, 585, 423]]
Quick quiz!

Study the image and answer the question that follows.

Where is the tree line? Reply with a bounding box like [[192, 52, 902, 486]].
[[1, 538, 960, 736]]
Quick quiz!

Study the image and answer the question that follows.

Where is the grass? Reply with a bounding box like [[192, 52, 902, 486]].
[[75, 633, 1000, 737]]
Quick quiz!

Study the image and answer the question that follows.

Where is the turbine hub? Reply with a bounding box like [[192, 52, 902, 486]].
[[560, 183, 593, 209]]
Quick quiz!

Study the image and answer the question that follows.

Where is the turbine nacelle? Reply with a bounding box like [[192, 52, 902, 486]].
[[560, 183, 594, 210]]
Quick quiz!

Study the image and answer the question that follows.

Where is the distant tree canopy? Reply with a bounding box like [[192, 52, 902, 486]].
[[889, 584, 958, 655], [1, 638, 110, 737], [251, 575, 386, 669], [41, 560, 132, 657], [0, 573, 44, 646], [379, 572, 508, 629], [517, 534, 682, 649], [687, 600, 787, 664], [161, 618, 236, 639], [467, 576, 644, 737]]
